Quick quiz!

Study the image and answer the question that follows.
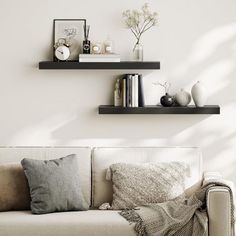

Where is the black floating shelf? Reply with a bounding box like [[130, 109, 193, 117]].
[[39, 61, 160, 70], [98, 105, 220, 115]]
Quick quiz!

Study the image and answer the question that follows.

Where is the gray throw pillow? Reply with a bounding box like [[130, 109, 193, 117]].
[[106, 162, 189, 210], [21, 154, 89, 214]]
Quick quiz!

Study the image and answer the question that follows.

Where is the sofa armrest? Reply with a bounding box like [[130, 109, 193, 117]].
[[207, 186, 233, 236]]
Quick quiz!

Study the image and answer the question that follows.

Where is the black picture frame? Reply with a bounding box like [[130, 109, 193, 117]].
[[53, 19, 86, 61]]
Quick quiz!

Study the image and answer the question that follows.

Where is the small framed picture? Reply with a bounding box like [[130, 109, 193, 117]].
[[53, 19, 86, 61]]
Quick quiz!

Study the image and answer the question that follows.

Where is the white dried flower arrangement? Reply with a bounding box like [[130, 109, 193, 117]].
[[123, 3, 158, 49]]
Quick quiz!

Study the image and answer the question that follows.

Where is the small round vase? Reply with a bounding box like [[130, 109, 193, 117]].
[[175, 89, 191, 106], [191, 81, 207, 107], [160, 93, 174, 107]]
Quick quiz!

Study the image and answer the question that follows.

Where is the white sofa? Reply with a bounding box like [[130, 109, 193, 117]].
[[0, 146, 233, 236]]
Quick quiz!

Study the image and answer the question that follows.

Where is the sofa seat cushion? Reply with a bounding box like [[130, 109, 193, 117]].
[[0, 210, 136, 236]]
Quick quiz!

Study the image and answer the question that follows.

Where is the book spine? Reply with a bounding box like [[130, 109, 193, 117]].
[[134, 74, 139, 107], [131, 75, 135, 107], [114, 79, 122, 107], [79, 54, 120, 58], [79, 58, 120, 62], [138, 74, 145, 107], [122, 77, 126, 107], [126, 74, 132, 107]]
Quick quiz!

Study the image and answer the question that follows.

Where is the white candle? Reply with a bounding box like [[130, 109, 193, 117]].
[[92, 43, 102, 54], [104, 38, 113, 54]]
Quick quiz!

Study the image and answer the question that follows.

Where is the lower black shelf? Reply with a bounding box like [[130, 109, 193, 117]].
[[98, 105, 220, 115]]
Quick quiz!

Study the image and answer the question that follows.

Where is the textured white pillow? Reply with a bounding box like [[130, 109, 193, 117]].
[[107, 162, 189, 210]]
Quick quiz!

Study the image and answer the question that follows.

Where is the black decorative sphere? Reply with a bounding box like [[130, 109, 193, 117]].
[[160, 93, 174, 107]]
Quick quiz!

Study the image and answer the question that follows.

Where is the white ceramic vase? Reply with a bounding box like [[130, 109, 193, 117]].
[[175, 89, 191, 106], [191, 81, 207, 107]]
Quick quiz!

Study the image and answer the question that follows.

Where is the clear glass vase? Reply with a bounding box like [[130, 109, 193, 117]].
[[133, 43, 143, 61]]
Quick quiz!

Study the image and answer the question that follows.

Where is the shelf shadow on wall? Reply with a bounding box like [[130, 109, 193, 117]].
[[50, 109, 211, 140]]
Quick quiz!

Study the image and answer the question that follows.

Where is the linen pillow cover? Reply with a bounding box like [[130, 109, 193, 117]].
[[21, 154, 89, 214], [106, 162, 189, 210], [0, 163, 31, 211]]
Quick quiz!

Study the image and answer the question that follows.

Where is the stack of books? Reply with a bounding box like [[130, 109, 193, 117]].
[[121, 74, 145, 107], [79, 54, 120, 62]]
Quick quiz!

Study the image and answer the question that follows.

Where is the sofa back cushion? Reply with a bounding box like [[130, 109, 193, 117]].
[[0, 147, 91, 206], [0, 163, 31, 211], [92, 147, 202, 207]]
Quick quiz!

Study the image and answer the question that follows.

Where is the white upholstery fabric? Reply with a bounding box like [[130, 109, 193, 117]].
[[0, 210, 136, 236], [0, 146, 232, 236], [207, 187, 232, 236], [0, 147, 91, 206], [92, 147, 202, 207]]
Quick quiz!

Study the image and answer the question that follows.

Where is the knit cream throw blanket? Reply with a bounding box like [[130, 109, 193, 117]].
[[120, 181, 235, 236]]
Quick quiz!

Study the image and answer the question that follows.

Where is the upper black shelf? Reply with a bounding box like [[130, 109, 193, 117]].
[[39, 61, 160, 70]]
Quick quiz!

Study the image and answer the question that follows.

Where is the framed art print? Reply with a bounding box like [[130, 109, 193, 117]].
[[53, 19, 86, 61]]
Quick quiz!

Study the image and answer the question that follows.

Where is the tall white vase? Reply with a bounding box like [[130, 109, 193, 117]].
[[191, 81, 207, 107]]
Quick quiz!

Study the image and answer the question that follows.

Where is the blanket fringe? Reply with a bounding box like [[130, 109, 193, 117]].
[[119, 209, 141, 224], [119, 210, 147, 236]]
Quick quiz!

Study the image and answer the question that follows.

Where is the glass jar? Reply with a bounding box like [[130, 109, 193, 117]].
[[83, 40, 91, 54], [92, 42, 102, 54], [133, 43, 143, 61], [104, 38, 114, 54]]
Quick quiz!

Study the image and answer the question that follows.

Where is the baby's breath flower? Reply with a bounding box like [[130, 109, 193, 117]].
[[142, 3, 149, 12], [123, 3, 158, 44]]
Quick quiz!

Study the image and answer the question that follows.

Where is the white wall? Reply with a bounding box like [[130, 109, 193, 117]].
[[0, 0, 236, 182]]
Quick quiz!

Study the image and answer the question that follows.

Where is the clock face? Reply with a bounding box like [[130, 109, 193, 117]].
[[55, 45, 70, 61]]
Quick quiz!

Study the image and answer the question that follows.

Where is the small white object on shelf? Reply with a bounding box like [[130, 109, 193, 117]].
[[79, 58, 120, 62], [92, 42, 102, 54], [175, 89, 191, 106], [133, 43, 143, 61], [104, 36, 114, 54], [79, 54, 120, 62], [55, 45, 70, 61], [79, 54, 120, 58], [191, 81, 207, 107]]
